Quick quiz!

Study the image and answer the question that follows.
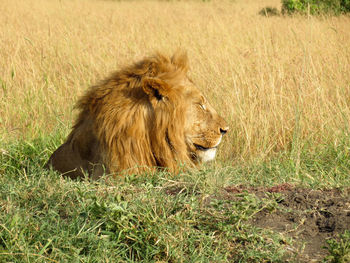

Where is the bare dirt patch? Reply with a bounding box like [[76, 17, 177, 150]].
[[223, 184, 350, 262]]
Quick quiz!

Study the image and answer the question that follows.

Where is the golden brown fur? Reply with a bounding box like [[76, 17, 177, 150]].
[[46, 51, 228, 179]]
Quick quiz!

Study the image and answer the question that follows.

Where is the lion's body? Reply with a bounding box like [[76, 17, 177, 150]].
[[47, 51, 228, 179]]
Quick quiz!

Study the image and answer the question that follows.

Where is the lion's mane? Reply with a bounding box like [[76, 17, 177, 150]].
[[70, 51, 194, 175]]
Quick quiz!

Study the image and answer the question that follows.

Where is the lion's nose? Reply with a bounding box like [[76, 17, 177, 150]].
[[220, 127, 229, 135]]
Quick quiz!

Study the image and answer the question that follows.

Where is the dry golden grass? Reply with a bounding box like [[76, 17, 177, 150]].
[[1, 0, 350, 164]]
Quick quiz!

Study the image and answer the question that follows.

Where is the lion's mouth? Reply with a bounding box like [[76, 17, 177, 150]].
[[193, 143, 217, 151]]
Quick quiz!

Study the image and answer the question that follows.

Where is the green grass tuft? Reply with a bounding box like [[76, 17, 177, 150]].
[[324, 231, 350, 263]]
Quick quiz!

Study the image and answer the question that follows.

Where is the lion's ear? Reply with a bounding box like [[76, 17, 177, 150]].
[[142, 77, 170, 102], [171, 50, 189, 72]]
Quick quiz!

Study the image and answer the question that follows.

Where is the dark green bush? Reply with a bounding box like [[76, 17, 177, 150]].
[[281, 0, 350, 15], [259, 7, 281, 16]]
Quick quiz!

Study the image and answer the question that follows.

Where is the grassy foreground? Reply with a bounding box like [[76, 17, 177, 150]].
[[1, 134, 350, 262]]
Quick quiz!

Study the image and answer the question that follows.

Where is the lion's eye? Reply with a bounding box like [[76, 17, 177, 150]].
[[199, 104, 206, 111]]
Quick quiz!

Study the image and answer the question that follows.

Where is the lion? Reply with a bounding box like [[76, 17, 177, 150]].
[[46, 51, 229, 179]]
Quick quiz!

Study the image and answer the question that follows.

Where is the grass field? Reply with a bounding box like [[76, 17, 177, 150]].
[[1, 0, 350, 262]]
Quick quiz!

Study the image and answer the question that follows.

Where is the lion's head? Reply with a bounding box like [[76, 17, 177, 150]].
[[46, 51, 228, 179]]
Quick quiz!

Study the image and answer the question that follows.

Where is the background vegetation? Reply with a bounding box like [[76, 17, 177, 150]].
[[1, 0, 350, 262], [282, 0, 350, 15], [1, 0, 350, 163]]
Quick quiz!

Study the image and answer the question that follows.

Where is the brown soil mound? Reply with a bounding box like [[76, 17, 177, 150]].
[[224, 184, 350, 262]]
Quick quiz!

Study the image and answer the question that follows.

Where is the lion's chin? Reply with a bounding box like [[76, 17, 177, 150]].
[[197, 148, 217, 162]]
